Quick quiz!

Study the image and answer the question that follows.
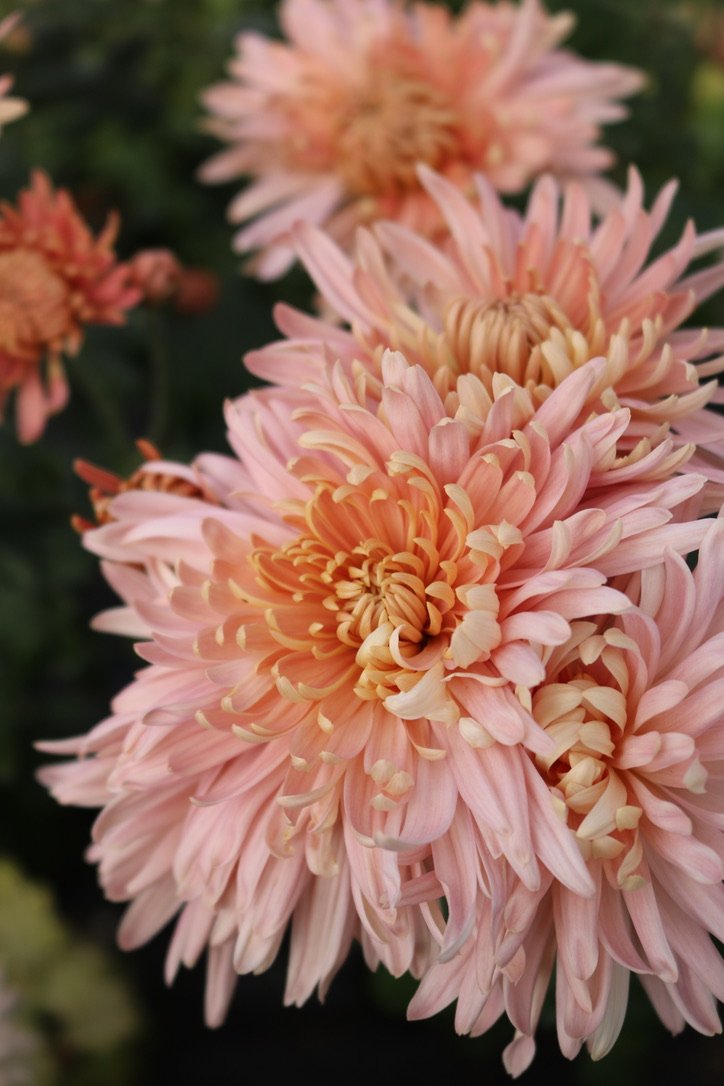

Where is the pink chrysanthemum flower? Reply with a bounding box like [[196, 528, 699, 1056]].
[[0, 14, 28, 132], [40, 354, 707, 1022], [200, 0, 642, 278], [249, 166, 724, 497], [409, 519, 724, 1074], [0, 171, 140, 443]]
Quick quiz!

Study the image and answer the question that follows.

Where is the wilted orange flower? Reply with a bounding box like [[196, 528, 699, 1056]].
[[200, 0, 642, 277], [173, 267, 220, 317], [0, 172, 140, 443]]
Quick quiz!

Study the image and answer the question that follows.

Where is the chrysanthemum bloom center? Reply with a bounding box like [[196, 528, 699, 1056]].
[[257, 532, 445, 701], [335, 65, 460, 196], [441, 293, 576, 388], [238, 461, 524, 710], [0, 249, 69, 360], [531, 627, 694, 889]]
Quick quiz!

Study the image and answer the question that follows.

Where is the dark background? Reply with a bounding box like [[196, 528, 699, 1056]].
[[0, 0, 723, 1081]]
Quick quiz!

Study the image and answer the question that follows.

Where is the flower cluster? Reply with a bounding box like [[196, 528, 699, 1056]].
[[44, 343, 715, 1047], [31, 0, 724, 1077]]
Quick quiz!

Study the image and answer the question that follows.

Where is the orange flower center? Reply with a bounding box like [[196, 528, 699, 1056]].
[[442, 294, 575, 385], [236, 459, 526, 710], [368, 292, 584, 401], [251, 488, 460, 702], [0, 249, 70, 360], [336, 73, 459, 196]]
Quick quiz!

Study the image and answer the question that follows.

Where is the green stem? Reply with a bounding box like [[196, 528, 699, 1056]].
[[146, 308, 169, 445], [72, 352, 129, 458]]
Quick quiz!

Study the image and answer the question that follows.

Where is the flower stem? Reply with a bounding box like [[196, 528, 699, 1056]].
[[146, 308, 169, 445]]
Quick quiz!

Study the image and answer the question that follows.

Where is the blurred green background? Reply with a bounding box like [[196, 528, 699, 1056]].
[[0, 0, 723, 1082]]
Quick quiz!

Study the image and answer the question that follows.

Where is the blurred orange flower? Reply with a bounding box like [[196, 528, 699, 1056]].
[[0, 172, 140, 442]]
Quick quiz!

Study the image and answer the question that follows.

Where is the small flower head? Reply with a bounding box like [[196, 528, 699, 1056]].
[[200, 0, 642, 277], [128, 249, 184, 305], [0, 171, 140, 442], [128, 249, 220, 315]]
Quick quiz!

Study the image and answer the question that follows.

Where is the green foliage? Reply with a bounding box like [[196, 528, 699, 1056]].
[[0, 860, 139, 1084]]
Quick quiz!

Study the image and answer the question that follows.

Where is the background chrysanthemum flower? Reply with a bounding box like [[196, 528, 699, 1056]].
[[199, 0, 642, 278], [71, 439, 217, 534], [0, 171, 140, 443], [0, 14, 28, 132], [248, 165, 724, 500], [40, 353, 708, 1022], [408, 519, 724, 1075]]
